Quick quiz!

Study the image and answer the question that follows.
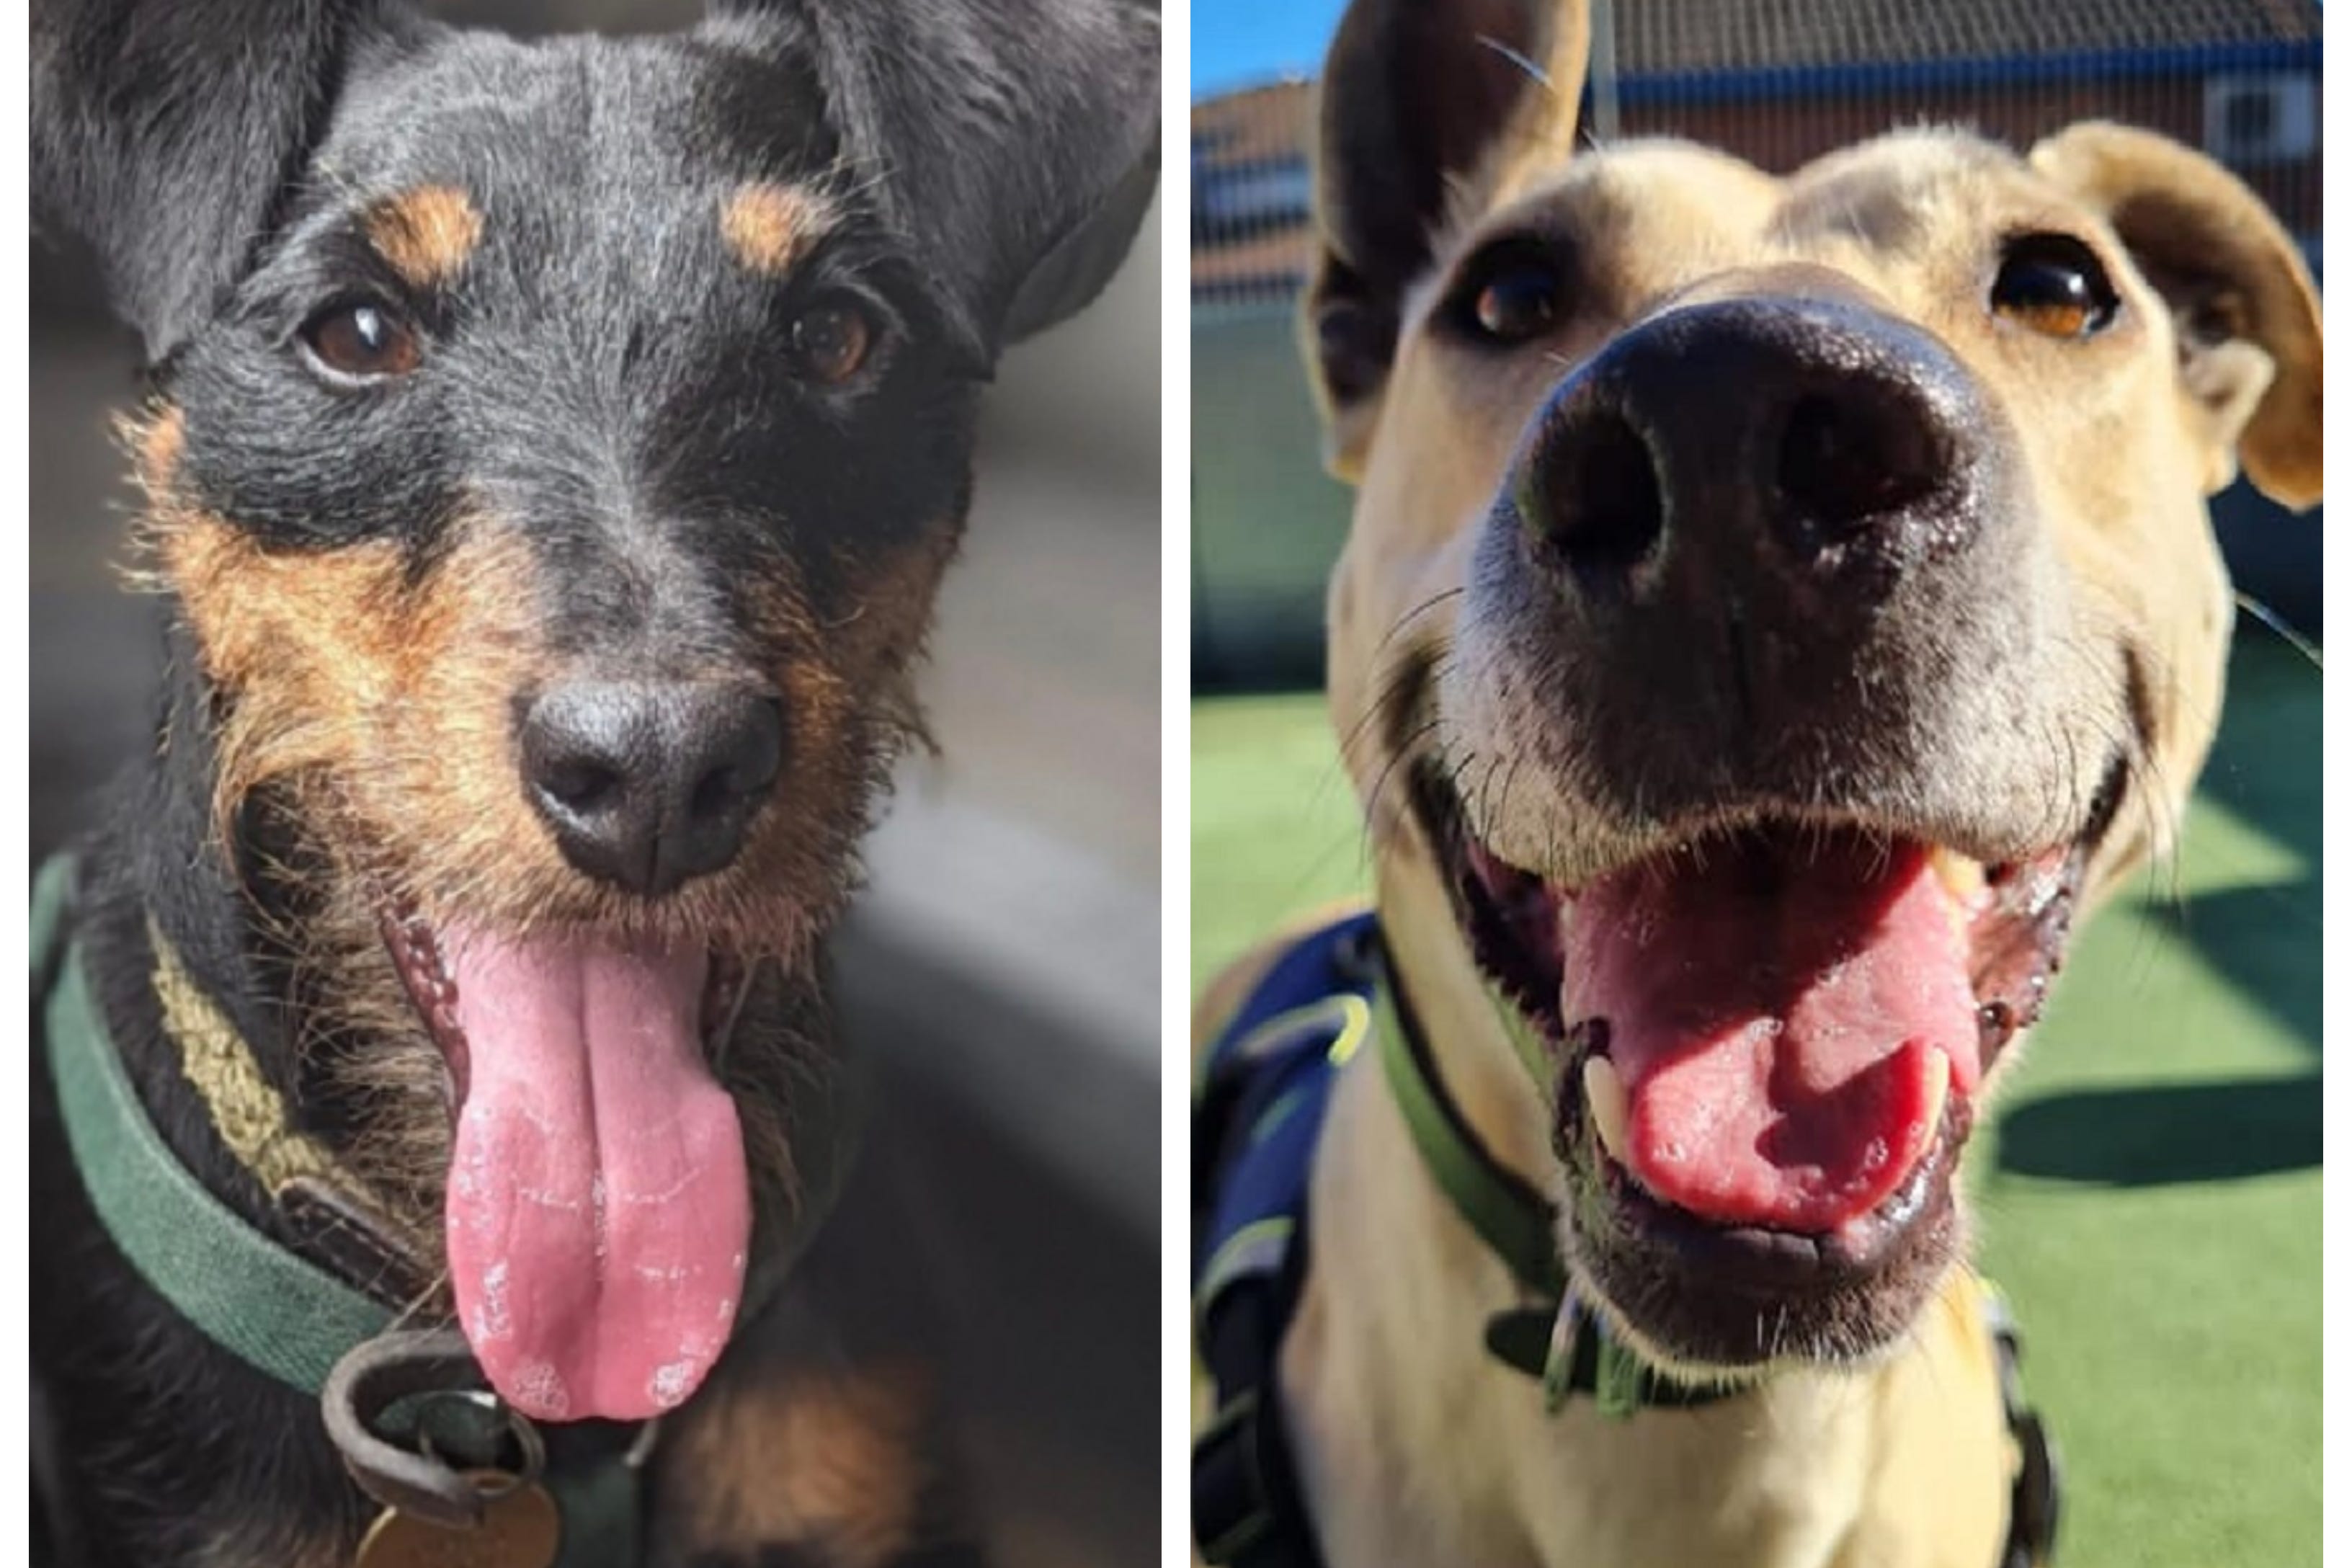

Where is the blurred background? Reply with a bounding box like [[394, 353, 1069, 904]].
[[1190, 4, 2318, 1566], [30, 2, 1157, 1562]]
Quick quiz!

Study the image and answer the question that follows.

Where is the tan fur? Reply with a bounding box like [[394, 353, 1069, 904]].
[[721, 182, 837, 276], [2030, 122, 2322, 509], [659, 1362, 932, 1567], [1306, 0, 1594, 476], [1257, 3, 2323, 1564], [363, 184, 484, 289]]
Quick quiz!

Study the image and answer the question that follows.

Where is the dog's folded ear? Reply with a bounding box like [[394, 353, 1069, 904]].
[[998, 135, 1161, 347], [705, 0, 1159, 366], [32, 0, 405, 366], [2032, 121, 2322, 511], [1305, 0, 1590, 478]]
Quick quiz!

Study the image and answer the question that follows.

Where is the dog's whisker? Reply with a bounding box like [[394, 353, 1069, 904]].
[[2235, 592, 2322, 672], [1472, 34, 1555, 95], [1373, 587, 1469, 659], [1336, 650, 1435, 767]]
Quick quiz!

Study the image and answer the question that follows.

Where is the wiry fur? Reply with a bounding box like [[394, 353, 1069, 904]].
[[32, 1, 1155, 1564]]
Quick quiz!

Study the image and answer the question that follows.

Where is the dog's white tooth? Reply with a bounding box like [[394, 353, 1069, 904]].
[[1930, 848, 1985, 947], [1929, 846, 1987, 905], [1920, 1051, 1951, 1138], [1583, 1054, 1630, 1164]]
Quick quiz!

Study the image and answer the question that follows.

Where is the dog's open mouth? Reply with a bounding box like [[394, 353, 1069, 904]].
[[383, 909, 755, 1421], [1417, 759, 2121, 1361]]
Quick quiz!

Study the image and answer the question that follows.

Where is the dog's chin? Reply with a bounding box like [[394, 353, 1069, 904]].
[[1558, 1108, 1969, 1379], [1410, 754, 2122, 1373]]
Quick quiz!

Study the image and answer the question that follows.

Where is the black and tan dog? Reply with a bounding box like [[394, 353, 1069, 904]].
[[30, 1, 1154, 1564], [1200, 0, 2319, 1564]]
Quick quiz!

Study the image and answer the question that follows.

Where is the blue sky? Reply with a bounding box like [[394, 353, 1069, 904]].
[[1193, 0, 1348, 97]]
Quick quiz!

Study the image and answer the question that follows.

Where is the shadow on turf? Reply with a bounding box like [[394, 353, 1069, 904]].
[[2157, 883, 2322, 1055], [1996, 1072, 2320, 1185]]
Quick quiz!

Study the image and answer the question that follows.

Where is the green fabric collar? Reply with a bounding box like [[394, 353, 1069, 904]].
[[34, 855, 396, 1394], [33, 852, 827, 1385], [1371, 974, 1563, 1300], [1370, 942, 1725, 1415], [35, 855, 660, 1566]]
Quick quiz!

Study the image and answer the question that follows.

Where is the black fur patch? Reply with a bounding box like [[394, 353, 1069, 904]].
[[32, 2, 1154, 1562]]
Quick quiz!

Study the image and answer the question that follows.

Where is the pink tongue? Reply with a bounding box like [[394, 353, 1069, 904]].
[[1562, 837, 1981, 1233], [441, 927, 749, 1420]]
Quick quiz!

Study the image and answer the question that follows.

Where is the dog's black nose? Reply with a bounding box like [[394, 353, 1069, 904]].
[[1495, 289, 2016, 798], [1519, 293, 1979, 604], [520, 683, 785, 896]]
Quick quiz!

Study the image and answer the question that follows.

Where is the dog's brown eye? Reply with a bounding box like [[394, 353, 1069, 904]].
[[1469, 259, 1562, 344], [1991, 236, 2119, 340], [1448, 240, 1565, 347], [302, 301, 422, 380], [788, 299, 874, 384]]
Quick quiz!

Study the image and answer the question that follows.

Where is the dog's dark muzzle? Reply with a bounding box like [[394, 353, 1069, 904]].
[[1478, 281, 2043, 831]]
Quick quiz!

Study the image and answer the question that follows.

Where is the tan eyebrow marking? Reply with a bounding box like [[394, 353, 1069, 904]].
[[720, 182, 837, 275], [363, 184, 484, 288]]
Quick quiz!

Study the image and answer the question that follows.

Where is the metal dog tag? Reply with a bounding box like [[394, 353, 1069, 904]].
[[356, 1471, 560, 1568]]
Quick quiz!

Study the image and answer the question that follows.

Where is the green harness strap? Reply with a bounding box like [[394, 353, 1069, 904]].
[[1368, 948, 1719, 1417], [32, 856, 643, 1567], [1371, 979, 1563, 1301]]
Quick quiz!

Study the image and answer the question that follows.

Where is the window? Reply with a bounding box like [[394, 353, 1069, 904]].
[[2204, 74, 2317, 166]]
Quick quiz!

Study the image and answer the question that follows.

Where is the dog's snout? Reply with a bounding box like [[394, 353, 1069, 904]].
[[521, 683, 785, 896], [1522, 295, 1978, 598], [1482, 292, 2030, 809]]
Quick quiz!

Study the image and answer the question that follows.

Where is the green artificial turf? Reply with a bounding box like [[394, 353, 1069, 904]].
[[1190, 630, 2320, 1568]]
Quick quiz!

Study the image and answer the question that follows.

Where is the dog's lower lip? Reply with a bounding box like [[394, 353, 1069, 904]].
[[383, 908, 468, 1105], [1600, 1141, 1964, 1317], [1583, 1093, 1969, 1280]]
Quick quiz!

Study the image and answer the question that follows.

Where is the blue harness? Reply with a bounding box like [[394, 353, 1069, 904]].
[[1190, 913, 1379, 1568], [1190, 911, 2062, 1568]]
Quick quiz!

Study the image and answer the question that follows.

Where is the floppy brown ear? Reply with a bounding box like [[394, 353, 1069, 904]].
[[1304, 0, 1590, 478], [2031, 121, 2322, 510]]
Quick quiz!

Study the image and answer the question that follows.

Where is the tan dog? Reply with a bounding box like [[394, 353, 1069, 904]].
[[1201, 1, 2322, 1564]]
